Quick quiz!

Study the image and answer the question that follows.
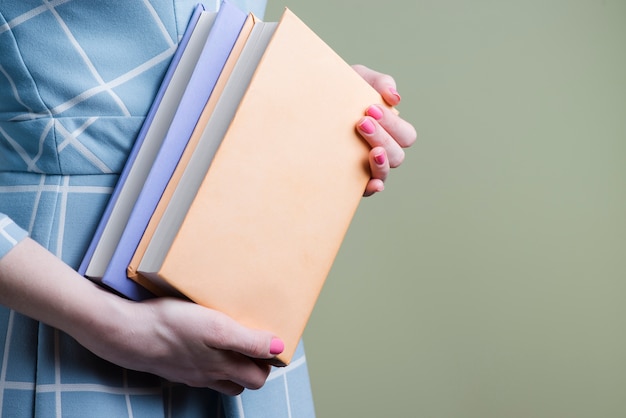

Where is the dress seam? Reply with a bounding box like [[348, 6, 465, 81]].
[[0, 10, 53, 120]]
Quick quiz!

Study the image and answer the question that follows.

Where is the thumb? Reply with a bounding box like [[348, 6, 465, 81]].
[[352, 64, 401, 106], [210, 312, 284, 360]]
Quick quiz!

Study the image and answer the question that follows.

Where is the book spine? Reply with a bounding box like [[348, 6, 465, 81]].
[[101, 1, 248, 300], [77, 4, 206, 276]]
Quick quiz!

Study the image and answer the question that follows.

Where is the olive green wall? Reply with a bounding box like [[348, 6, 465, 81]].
[[265, 1, 626, 417]]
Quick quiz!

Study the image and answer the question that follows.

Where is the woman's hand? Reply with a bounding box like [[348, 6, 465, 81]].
[[78, 295, 282, 395], [352, 64, 417, 196], [0, 238, 283, 396]]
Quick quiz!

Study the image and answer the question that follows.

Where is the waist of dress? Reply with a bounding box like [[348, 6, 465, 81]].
[[0, 116, 144, 175]]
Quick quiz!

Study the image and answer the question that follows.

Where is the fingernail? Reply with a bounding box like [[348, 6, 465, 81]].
[[374, 152, 386, 166], [389, 87, 401, 102], [270, 338, 285, 355], [366, 105, 383, 120], [358, 118, 376, 135]]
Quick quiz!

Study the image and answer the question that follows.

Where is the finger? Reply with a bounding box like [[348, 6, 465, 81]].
[[352, 64, 401, 106], [364, 147, 389, 196], [365, 105, 417, 148], [357, 116, 405, 168], [364, 178, 385, 197], [370, 147, 389, 183], [224, 353, 273, 390], [183, 348, 271, 391], [210, 379, 245, 396], [208, 312, 284, 360]]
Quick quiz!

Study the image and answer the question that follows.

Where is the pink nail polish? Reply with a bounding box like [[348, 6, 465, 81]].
[[366, 105, 383, 120], [389, 87, 401, 102], [374, 152, 386, 166], [359, 118, 376, 135], [270, 338, 285, 355]]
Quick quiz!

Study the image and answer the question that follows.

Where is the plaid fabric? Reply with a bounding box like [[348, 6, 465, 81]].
[[0, 1, 315, 417]]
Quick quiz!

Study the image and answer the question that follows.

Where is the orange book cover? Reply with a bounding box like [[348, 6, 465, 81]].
[[127, 14, 258, 296], [137, 9, 387, 365]]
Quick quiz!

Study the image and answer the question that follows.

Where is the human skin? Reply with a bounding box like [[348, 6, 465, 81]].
[[0, 65, 416, 395], [353, 64, 417, 196]]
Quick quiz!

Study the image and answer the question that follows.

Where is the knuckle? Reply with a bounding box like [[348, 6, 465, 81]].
[[379, 73, 396, 88], [390, 150, 405, 168], [244, 367, 271, 390], [246, 377, 266, 391], [208, 318, 231, 349], [244, 334, 268, 358], [229, 386, 245, 396], [404, 125, 418, 147], [217, 381, 245, 396]]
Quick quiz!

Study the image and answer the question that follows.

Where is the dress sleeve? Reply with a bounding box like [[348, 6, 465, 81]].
[[0, 213, 28, 260]]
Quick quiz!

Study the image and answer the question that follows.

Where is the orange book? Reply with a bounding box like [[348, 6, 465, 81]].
[[134, 9, 387, 366]]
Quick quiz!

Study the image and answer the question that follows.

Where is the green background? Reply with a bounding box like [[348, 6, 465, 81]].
[[265, 1, 626, 417]]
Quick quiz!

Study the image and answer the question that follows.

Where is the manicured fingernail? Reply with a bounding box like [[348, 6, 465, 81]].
[[374, 152, 386, 166], [270, 338, 285, 355], [389, 87, 401, 102], [358, 118, 376, 135], [366, 105, 383, 120]]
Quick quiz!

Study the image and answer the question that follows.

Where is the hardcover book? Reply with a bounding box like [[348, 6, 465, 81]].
[[126, 13, 259, 296], [99, 1, 248, 299], [78, 4, 212, 282]]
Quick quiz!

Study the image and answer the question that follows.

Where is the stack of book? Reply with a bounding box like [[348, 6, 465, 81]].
[[79, 1, 387, 366]]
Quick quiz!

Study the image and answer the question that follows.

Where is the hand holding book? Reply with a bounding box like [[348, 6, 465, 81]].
[[81, 3, 417, 367], [352, 64, 417, 196], [96, 296, 281, 395]]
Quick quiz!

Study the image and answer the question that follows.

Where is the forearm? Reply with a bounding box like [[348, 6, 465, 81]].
[[0, 237, 280, 393], [0, 237, 127, 342]]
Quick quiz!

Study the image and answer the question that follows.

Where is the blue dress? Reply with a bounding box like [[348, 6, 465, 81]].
[[0, 1, 315, 417]]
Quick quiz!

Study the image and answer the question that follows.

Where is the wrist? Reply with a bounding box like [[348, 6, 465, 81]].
[[0, 238, 135, 356], [66, 285, 142, 365]]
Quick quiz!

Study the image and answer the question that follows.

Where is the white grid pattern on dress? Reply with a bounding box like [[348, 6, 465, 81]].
[[0, 1, 314, 416], [1, 1, 179, 416]]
